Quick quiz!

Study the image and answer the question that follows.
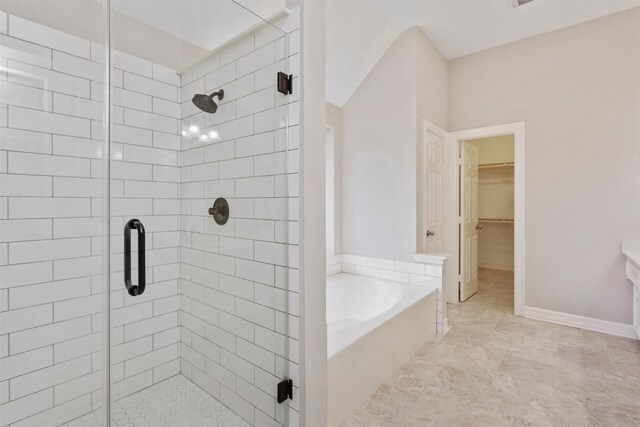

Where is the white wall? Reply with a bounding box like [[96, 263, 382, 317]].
[[477, 222, 514, 272], [449, 8, 640, 323], [416, 29, 447, 131], [342, 27, 447, 262], [342, 29, 416, 261], [325, 103, 342, 255]]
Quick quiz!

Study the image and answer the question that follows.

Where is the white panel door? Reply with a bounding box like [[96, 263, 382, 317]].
[[423, 128, 445, 252], [460, 141, 479, 301]]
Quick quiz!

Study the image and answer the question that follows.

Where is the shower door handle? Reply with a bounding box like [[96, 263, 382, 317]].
[[124, 218, 146, 296]]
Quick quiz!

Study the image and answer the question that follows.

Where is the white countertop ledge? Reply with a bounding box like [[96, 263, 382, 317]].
[[413, 253, 450, 265], [623, 251, 640, 270], [623, 241, 640, 269]]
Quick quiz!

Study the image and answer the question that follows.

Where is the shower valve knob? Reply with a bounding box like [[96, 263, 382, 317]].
[[208, 198, 229, 225]]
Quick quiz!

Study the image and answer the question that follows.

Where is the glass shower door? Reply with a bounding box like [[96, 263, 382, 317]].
[[0, 0, 299, 424], [0, 1, 109, 426], [107, 1, 300, 426], [106, 5, 183, 423]]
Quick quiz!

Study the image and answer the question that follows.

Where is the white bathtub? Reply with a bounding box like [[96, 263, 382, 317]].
[[326, 273, 438, 426]]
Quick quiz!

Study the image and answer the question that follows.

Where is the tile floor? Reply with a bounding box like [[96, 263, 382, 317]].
[[61, 375, 249, 427], [342, 268, 640, 426]]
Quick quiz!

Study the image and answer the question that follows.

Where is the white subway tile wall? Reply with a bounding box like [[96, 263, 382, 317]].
[[106, 31, 182, 424], [0, 9, 301, 427], [0, 14, 107, 426], [179, 13, 300, 426]]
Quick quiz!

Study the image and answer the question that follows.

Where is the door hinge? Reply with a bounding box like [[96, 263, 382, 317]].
[[277, 378, 293, 404], [277, 72, 293, 95]]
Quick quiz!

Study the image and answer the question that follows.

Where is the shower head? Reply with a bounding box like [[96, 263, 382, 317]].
[[192, 89, 224, 114]]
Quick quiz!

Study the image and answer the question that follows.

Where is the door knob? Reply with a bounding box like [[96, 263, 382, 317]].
[[426, 230, 435, 237], [476, 225, 483, 230]]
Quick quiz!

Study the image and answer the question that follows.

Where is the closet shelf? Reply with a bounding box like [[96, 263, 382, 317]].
[[478, 162, 514, 169], [479, 218, 514, 224]]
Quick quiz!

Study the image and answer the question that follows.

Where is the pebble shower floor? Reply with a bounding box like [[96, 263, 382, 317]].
[[60, 375, 250, 427]]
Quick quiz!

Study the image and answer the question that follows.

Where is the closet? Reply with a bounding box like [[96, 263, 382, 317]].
[[472, 136, 515, 272]]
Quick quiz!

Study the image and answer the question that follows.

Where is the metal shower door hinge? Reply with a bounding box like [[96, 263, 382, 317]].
[[277, 72, 293, 95], [277, 378, 293, 404]]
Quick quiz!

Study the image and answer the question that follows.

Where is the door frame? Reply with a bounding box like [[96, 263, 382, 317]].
[[446, 122, 526, 316], [325, 124, 335, 256]]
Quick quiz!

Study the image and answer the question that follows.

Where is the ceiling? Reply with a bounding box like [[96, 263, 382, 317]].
[[326, 0, 640, 106], [4, 0, 638, 105], [0, 0, 290, 71], [111, 0, 286, 52]]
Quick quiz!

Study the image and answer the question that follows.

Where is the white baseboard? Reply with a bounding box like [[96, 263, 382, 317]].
[[442, 318, 450, 335], [524, 306, 638, 340], [478, 263, 514, 272]]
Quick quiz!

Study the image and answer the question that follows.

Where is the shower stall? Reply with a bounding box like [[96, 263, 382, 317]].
[[0, 0, 301, 425]]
